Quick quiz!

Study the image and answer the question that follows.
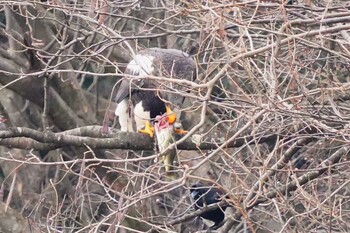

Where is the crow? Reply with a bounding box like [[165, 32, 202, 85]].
[[190, 182, 230, 228]]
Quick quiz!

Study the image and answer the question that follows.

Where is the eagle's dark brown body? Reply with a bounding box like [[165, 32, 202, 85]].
[[114, 48, 196, 173], [115, 48, 196, 132]]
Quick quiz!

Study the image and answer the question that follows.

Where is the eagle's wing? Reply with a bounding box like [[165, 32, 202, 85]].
[[140, 48, 196, 108], [115, 78, 131, 104], [115, 54, 155, 103]]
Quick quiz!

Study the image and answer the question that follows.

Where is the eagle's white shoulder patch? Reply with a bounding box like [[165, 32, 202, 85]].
[[127, 54, 154, 76], [133, 101, 151, 130], [115, 99, 134, 132]]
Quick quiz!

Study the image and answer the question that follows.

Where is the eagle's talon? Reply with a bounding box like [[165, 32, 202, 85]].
[[175, 128, 188, 134], [138, 121, 154, 137], [174, 123, 187, 134]]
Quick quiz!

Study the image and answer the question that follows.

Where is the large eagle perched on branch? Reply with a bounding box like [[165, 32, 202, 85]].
[[114, 48, 196, 172]]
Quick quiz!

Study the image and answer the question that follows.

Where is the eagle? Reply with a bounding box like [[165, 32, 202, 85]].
[[114, 48, 196, 172]]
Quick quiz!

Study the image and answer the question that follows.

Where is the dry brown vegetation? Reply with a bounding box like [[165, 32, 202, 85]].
[[0, 0, 350, 232]]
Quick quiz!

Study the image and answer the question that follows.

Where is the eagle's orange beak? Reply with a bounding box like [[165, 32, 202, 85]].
[[165, 105, 176, 124]]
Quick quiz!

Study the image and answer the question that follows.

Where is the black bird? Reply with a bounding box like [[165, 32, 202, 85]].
[[190, 182, 229, 228]]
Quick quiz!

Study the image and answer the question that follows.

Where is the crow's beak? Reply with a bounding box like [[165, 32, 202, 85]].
[[154, 114, 176, 174]]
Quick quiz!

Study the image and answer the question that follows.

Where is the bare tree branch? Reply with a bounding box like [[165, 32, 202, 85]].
[[0, 125, 279, 150], [220, 146, 350, 233]]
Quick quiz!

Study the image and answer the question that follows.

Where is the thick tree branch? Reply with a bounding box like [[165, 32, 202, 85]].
[[0, 125, 280, 151]]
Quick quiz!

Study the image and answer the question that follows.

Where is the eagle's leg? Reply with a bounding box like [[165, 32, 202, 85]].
[[115, 99, 134, 132], [174, 126, 188, 135], [138, 121, 154, 138]]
